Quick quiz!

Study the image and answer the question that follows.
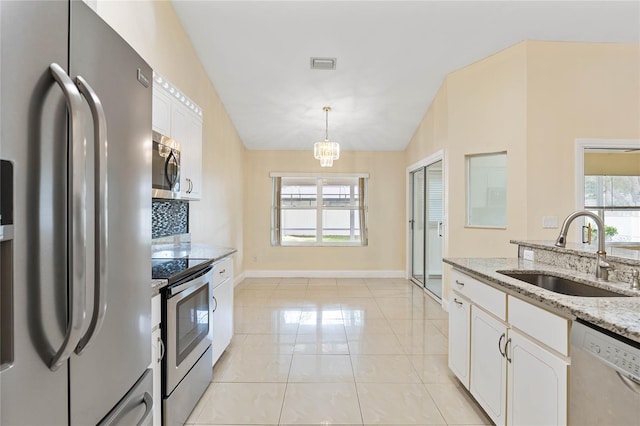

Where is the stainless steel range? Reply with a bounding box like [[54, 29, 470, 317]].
[[152, 258, 214, 426]]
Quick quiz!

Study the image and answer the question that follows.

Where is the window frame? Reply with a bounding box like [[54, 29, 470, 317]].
[[271, 173, 369, 247]]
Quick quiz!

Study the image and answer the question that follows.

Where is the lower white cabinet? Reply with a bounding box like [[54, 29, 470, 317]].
[[470, 306, 508, 425], [151, 294, 163, 426], [449, 269, 569, 426], [507, 329, 567, 426], [151, 328, 163, 426], [448, 295, 470, 388], [210, 257, 234, 366]]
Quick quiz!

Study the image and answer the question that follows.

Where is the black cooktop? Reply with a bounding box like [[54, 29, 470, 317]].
[[151, 257, 212, 282]]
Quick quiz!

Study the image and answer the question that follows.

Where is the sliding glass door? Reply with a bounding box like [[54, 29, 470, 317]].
[[411, 168, 425, 285], [410, 160, 443, 299]]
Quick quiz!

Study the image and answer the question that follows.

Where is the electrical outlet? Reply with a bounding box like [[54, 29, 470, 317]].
[[543, 216, 558, 229], [523, 249, 535, 261]]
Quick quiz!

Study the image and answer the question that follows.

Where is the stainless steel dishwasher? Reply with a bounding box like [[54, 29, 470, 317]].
[[570, 320, 640, 425]]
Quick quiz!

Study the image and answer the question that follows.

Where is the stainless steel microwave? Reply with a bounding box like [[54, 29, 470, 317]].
[[152, 130, 181, 199]]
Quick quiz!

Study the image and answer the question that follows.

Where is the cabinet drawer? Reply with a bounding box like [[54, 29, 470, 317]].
[[508, 295, 569, 356], [212, 257, 233, 288], [151, 294, 161, 330], [451, 269, 506, 321]]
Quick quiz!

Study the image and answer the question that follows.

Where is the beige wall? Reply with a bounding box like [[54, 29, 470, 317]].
[[244, 150, 405, 273], [585, 152, 640, 176], [405, 41, 639, 299], [85, 4, 640, 280], [445, 43, 528, 259], [93, 1, 246, 274], [526, 41, 640, 241], [405, 82, 448, 163]]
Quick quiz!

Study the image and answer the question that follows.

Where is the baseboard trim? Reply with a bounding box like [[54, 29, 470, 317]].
[[234, 272, 246, 287], [441, 298, 450, 313], [242, 270, 405, 279]]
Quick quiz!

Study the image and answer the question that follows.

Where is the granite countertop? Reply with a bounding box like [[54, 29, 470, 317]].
[[150, 244, 237, 295], [511, 240, 640, 264], [151, 279, 168, 296], [152, 243, 237, 261], [443, 257, 640, 343]]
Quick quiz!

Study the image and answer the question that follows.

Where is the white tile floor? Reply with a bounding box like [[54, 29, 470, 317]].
[[186, 277, 491, 426]]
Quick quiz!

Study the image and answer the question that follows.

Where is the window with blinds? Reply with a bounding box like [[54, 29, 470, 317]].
[[271, 175, 368, 246], [427, 168, 443, 223], [584, 175, 640, 243]]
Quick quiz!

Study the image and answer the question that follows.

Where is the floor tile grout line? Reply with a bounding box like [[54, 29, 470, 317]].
[[223, 277, 468, 425]]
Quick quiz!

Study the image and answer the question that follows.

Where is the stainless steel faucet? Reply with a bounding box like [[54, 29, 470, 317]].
[[555, 210, 612, 281]]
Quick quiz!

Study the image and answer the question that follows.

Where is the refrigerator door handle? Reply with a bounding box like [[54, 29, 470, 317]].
[[136, 393, 153, 426], [74, 76, 108, 355], [48, 63, 87, 372], [97, 370, 153, 426]]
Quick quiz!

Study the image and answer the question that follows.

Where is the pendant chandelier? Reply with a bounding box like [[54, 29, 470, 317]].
[[313, 106, 340, 167]]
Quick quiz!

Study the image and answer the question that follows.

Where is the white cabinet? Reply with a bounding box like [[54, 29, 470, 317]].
[[150, 295, 163, 426], [210, 257, 234, 366], [152, 84, 172, 136], [448, 295, 470, 389], [448, 269, 569, 426], [507, 329, 567, 426], [177, 112, 202, 199], [151, 328, 163, 426], [470, 306, 508, 425], [152, 76, 203, 200]]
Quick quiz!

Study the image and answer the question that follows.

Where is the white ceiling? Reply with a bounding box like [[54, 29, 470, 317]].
[[171, 1, 639, 152]]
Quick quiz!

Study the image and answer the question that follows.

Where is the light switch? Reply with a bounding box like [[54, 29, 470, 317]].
[[543, 216, 558, 229]]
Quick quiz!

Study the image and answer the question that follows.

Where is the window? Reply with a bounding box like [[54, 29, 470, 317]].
[[271, 174, 368, 246], [584, 175, 640, 243], [466, 152, 507, 228]]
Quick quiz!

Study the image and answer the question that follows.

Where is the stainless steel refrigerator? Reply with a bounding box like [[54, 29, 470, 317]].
[[0, 1, 153, 424]]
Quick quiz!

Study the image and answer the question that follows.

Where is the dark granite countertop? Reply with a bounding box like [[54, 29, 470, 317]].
[[444, 257, 640, 344], [150, 244, 236, 294]]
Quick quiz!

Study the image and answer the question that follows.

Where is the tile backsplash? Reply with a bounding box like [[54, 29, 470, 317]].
[[152, 200, 188, 239]]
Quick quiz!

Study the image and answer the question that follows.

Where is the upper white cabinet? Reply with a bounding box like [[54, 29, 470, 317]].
[[181, 112, 202, 199], [152, 73, 203, 200], [151, 87, 172, 137], [449, 269, 569, 426]]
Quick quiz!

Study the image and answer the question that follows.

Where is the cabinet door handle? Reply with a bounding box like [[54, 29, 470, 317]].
[[453, 298, 464, 307], [498, 333, 506, 357], [219, 269, 226, 275], [212, 295, 218, 313], [157, 336, 165, 363], [455, 280, 465, 287], [505, 337, 512, 363]]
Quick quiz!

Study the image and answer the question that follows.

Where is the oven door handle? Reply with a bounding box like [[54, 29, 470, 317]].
[[167, 266, 213, 296]]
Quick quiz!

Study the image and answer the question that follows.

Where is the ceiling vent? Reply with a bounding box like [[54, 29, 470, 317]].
[[310, 57, 336, 70]]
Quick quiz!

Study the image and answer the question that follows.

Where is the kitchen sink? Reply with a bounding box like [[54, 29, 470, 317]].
[[498, 272, 629, 297]]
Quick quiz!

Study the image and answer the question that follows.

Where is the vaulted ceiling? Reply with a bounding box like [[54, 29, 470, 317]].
[[171, 1, 639, 151]]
